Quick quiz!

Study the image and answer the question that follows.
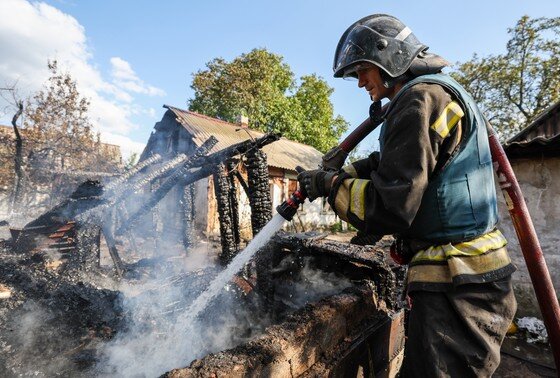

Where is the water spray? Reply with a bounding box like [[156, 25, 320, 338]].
[[182, 112, 386, 332]]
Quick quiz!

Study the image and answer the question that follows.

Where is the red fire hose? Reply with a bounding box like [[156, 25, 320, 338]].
[[276, 116, 382, 221], [487, 124, 560, 369]]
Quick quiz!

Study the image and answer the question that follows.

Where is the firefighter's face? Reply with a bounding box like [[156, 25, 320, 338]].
[[357, 65, 391, 101]]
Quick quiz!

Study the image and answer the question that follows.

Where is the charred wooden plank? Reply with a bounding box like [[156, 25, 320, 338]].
[[226, 159, 241, 247], [116, 133, 279, 237], [181, 182, 195, 250], [245, 148, 272, 236], [214, 162, 239, 264], [273, 232, 388, 269], [103, 153, 162, 193], [101, 227, 125, 278]]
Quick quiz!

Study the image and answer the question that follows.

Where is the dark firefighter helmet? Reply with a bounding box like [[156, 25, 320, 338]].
[[333, 14, 448, 85]]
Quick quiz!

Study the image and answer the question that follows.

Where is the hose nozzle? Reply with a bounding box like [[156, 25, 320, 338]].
[[276, 189, 306, 221]]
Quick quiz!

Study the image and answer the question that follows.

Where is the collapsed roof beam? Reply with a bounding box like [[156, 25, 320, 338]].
[[115, 133, 280, 236]]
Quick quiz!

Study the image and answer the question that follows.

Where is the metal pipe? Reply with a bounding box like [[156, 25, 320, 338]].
[[487, 124, 560, 369], [338, 104, 389, 153]]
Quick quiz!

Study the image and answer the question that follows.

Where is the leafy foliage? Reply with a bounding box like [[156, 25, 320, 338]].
[[0, 61, 121, 214], [452, 16, 560, 140], [23, 60, 120, 175], [189, 48, 348, 152]]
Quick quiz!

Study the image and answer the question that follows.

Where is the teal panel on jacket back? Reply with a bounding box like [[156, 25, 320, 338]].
[[382, 74, 498, 243]]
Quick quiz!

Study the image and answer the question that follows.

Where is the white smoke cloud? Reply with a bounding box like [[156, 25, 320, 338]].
[[0, 0, 165, 158]]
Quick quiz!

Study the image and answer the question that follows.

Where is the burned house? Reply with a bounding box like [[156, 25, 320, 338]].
[[140, 105, 340, 245], [0, 124, 122, 220], [500, 100, 560, 316], [0, 100, 411, 377]]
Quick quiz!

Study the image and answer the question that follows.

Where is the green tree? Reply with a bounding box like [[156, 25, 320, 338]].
[[189, 48, 348, 152], [294, 75, 349, 152], [452, 16, 560, 140]]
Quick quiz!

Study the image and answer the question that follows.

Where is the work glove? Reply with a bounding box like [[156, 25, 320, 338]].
[[296, 166, 336, 202], [350, 231, 382, 246], [369, 100, 385, 126], [321, 146, 348, 172]]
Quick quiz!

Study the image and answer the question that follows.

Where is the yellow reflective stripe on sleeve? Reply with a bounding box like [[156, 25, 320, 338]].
[[349, 179, 369, 221], [333, 180, 351, 223], [430, 100, 464, 139], [342, 164, 358, 178], [411, 230, 507, 264]]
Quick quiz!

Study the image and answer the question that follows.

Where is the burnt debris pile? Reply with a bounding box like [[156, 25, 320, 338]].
[[8, 133, 279, 277], [164, 233, 407, 377], [0, 132, 286, 374], [0, 238, 122, 376], [0, 129, 407, 377]]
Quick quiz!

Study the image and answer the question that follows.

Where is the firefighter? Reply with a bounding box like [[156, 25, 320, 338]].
[[297, 14, 517, 377]]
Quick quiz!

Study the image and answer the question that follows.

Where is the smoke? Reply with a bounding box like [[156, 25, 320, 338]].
[[96, 248, 353, 377], [0, 301, 89, 377], [292, 258, 353, 306], [96, 264, 263, 377], [0, 220, 356, 378], [0, 133, 357, 376], [273, 256, 353, 311]]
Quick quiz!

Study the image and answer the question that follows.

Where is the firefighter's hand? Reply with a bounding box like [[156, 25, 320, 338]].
[[296, 168, 336, 202], [350, 231, 382, 246], [321, 146, 348, 172]]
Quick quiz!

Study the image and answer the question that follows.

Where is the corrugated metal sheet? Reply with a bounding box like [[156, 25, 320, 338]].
[[504, 101, 560, 157], [165, 105, 323, 171]]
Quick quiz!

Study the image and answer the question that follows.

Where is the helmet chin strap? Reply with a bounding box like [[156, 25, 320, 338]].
[[380, 69, 411, 89]]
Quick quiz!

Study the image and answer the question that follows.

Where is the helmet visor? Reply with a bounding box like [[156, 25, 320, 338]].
[[340, 62, 376, 81]]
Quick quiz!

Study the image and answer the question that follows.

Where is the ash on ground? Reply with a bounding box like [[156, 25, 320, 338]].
[[0, 233, 357, 377]]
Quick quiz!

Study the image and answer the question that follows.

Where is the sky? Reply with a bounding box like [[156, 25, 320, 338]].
[[1, 0, 559, 159]]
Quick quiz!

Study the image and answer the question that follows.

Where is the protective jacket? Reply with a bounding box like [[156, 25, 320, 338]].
[[386, 74, 497, 242], [328, 73, 515, 291]]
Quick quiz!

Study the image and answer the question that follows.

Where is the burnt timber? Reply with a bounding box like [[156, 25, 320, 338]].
[[12, 133, 280, 274], [163, 235, 407, 377]]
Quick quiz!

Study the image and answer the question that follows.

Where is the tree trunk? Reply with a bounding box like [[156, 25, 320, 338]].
[[9, 101, 24, 214]]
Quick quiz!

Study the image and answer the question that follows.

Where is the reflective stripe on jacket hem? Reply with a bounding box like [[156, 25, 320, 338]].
[[408, 247, 512, 283], [410, 229, 507, 264], [406, 230, 516, 291]]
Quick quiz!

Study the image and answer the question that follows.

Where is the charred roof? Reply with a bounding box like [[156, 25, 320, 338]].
[[503, 101, 560, 158], [162, 105, 323, 172]]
